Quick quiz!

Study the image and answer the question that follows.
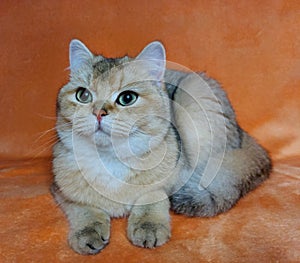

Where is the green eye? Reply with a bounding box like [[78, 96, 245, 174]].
[[75, 87, 93, 103], [116, 91, 138, 106]]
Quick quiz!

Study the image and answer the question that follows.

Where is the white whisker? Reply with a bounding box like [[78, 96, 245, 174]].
[[35, 113, 57, 120]]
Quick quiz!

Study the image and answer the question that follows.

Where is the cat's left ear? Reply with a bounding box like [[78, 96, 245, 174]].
[[69, 39, 93, 72], [135, 41, 166, 81]]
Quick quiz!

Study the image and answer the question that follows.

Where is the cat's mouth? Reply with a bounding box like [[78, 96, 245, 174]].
[[95, 124, 109, 135]]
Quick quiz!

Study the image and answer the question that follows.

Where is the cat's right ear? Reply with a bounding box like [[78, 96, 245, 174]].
[[136, 41, 166, 81], [69, 39, 93, 72]]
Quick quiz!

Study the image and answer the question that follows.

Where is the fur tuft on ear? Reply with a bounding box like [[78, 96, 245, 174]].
[[69, 39, 93, 72], [136, 41, 166, 80]]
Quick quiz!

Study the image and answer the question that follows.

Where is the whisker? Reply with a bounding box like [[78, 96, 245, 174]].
[[29, 131, 73, 160], [34, 128, 57, 144], [28, 138, 58, 160], [33, 123, 72, 144], [35, 113, 57, 120]]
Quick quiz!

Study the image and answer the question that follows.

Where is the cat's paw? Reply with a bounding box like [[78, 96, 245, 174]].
[[68, 222, 110, 255], [128, 221, 170, 248]]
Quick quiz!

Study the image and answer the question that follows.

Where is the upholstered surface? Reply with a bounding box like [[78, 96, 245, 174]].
[[0, 1, 299, 262], [1, 158, 299, 262]]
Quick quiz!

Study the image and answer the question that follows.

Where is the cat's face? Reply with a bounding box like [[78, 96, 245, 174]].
[[56, 40, 170, 158]]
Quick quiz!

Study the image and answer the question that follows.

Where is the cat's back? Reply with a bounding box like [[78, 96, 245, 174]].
[[165, 69, 236, 126], [164, 69, 242, 167]]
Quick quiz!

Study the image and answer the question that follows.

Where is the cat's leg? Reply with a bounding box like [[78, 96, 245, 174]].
[[51, 183, 110, 255], [170, 133, 272, 217], [127, 190, 171, 248]]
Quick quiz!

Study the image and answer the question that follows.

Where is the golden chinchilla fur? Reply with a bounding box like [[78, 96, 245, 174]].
[[51, 40, 272, 255]]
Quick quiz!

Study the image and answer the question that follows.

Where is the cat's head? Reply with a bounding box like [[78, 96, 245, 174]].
[[56, 39, 171, 158]]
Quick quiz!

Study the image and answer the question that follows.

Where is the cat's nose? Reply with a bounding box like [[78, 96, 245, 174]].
[[93, 109, 107, 122]]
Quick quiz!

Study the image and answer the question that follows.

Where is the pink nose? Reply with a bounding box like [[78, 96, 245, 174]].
[[93, 109, 107, 122]]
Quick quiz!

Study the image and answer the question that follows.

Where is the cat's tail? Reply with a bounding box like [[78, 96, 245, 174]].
[[170, 131, 272, 217], [230, 131, 272, 197]]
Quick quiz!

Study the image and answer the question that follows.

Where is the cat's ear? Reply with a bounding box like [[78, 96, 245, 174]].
[[135, 41, 166, 80], [69, 39, 93, 72]]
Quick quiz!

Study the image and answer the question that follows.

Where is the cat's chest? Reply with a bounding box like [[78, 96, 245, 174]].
[[73, 142, 131, 186], [96, 153, 130, 180]]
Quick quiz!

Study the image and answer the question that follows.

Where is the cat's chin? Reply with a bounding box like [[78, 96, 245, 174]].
[[93, 130, 112, 147]]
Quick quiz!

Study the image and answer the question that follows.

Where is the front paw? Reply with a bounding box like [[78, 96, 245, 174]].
[[128, 221, 170, 248], [69, 222, 110, 255]]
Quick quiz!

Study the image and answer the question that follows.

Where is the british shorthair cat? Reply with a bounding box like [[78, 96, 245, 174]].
[[52, 40, 271, 254]]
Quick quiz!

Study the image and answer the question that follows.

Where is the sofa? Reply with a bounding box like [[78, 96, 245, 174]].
[[1, 1, 299, 262]]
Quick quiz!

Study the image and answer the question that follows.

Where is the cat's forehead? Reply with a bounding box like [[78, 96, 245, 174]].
[[93, 57, 126, 78], [92, 56, 127, 89], [91, 56, 150, 93]]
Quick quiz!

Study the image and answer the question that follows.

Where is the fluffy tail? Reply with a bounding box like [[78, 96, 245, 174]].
[[170, 131, 272, 217]]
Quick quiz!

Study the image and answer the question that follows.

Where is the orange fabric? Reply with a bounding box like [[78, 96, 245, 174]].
[[0, 1, 299, 262], [1, 158, 299, 262]]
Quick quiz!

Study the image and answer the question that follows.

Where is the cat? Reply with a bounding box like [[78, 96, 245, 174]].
[[51, 39, 272, 255]]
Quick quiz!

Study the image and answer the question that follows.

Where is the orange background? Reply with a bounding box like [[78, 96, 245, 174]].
[[1, 0, 299, 160], [1, 1, 300, 262]]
